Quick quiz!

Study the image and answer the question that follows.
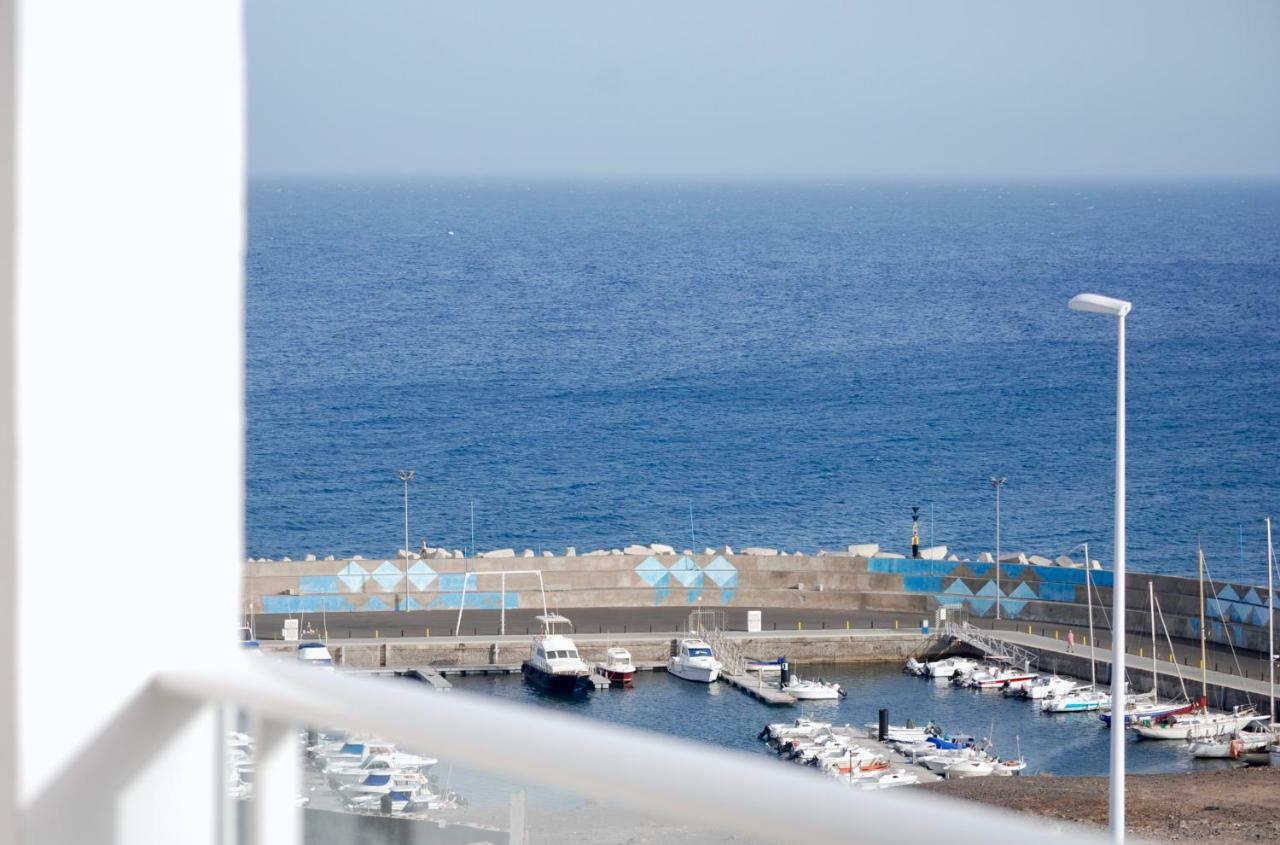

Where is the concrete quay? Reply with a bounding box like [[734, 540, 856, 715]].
[[258, 628, 944, 672]]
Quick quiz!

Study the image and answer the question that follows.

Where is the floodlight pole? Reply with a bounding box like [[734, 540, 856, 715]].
[[1068, 292, 1131, 845], [990, 475, 1007, 620], [398, 469, 414, 611]]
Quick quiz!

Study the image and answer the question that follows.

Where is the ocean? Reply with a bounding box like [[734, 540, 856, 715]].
[[247, 181, 1280, 581]]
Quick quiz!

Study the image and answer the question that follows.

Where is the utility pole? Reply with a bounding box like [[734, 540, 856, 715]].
[[398, 469, 414, 611], [989, 476, 1007, 620]]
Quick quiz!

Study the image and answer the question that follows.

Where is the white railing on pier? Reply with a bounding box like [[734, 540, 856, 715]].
[[158, 656, 1105, 845], [946, 621, 1039, 669]]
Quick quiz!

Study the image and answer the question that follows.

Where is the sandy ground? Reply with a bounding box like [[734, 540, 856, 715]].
[[922, 767, 1280, 844]]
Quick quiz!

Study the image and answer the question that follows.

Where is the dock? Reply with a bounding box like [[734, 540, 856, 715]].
[[721, 671, 796, 705]]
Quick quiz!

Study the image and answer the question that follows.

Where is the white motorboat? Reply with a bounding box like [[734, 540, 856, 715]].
[[296, 641, 334, 669], [927, 657, 978, 679], [904, 657, 926, 676], [861, 770, 919, 789], [523, 614, 593, 696], [994, 758, 1027, 776], [1017, 675, 1078, 700], [667, 639, 722, 683], [1042, 687, 1111, 713], [758, 717, 828, 744], [863, 723, 929, 743], [784, 676, 843, 700], [944, 759, 997, 778]]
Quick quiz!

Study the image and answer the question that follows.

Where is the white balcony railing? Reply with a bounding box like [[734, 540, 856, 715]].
[[158, 658, 1106, 845]]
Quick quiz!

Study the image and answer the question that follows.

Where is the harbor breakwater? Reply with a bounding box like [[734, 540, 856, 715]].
[[244, 552, 1277, 656]]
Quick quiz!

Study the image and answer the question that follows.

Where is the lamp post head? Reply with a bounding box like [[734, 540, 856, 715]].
[[1068, 293, 1132, 317], [989, 475, 1007, 489], [398, 469, 415, 483]]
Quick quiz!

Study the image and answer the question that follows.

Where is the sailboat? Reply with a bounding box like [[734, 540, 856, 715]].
[[1100, 579, 1195, 727], [1043, 544, 1112, 713]]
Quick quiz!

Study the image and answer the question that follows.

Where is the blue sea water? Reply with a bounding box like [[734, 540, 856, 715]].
[[247, 181, 1280, 581]]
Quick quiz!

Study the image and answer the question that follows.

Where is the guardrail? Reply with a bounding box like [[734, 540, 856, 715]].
[[946, 621, 1039, 669], [157, 656, 1104, 845]]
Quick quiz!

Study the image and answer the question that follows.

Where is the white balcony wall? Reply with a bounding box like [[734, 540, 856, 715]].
[[8, 2, 245, 842]]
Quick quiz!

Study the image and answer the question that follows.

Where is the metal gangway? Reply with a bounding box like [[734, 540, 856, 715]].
[[688, 609, 746, 675], [945, 620, 1038, 670]]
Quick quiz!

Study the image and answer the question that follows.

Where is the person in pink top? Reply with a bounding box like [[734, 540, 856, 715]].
[[1066, 629, 1075, 653]]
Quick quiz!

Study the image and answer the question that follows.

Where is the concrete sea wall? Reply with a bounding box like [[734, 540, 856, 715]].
[[244, 553, 1277, 654]]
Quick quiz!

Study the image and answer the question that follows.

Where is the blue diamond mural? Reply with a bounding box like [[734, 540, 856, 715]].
[[1217, 585, 1241, 603], [944, 580, 973, 597], [364, 596, 390, 611], [703, 555, 738, 587], [1010, 582, 1038, 600], [634, 556, 669, 587], [407, 561, 438, 591], [338, 562, 368, 592], [372, 561, 403, 591], [668, 556, 703, 588], [975, 580, 1004, 598]]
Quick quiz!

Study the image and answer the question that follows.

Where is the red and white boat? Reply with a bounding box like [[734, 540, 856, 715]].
[[964, 666, 1037, 691], [596, 647, 636, 687]]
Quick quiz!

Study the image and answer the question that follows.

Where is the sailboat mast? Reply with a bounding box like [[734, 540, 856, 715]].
[[1085, 542, 1096, 689], [1198, 547, 1208, 703], [1149, 580, 1157, 703], [1267, 517, 1275, 726]]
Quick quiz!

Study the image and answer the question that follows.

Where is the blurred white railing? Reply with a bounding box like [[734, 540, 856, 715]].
[[157, 657, 1105, 845]]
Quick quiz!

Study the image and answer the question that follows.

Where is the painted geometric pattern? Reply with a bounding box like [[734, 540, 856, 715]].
[[632, 555, 738, 605], [265, 561, 519, 614], [870, 557, 1116, 619], [1209, 583, 1272, 627]]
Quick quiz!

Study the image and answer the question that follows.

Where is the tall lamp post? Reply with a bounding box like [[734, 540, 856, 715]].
[[989, 475, 1007, 620], [398, 469, 415, 612], [1069, 292, 1131, 845]]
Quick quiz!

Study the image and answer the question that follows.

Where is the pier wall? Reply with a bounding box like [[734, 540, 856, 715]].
[[258, 631, 944, 669], [243, 553, 1277, 654]]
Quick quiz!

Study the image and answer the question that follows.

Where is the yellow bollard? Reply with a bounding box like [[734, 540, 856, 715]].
[[1084, 636, 1088, 646], [375, 629, 380, 639], [1199, 659, 1204, 669], [894, 619, 899, 630], [845, 620, 850, 630], [425, 628, 430, 638], [1027, 625, 1032, 635], [797, 621, 802, 631], [1055, 630, 1059, 640], [1138, 646, 1143, 657]]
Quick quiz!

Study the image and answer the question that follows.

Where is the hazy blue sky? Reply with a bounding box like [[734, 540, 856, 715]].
[[248, 1, 1280, 180]]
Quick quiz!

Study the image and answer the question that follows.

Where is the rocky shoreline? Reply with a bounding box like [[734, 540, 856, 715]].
[[921, 767, 1280, 844]]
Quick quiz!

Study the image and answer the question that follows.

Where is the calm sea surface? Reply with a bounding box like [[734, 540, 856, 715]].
[[247, 182, 1280, 581]]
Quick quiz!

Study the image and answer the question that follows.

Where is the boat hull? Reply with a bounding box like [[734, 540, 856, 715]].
[[521, 661, 592, 696], [667, 660, 720, 683], [599, 667, 634, 687]]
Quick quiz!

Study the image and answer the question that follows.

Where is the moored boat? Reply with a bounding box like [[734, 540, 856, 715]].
[[667, 639, 722, 683], [596, 646, 636, 687], [522, 614, 592, 696]]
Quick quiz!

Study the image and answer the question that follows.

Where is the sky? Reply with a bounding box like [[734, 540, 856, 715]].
[[247, 1, 1280, 180]]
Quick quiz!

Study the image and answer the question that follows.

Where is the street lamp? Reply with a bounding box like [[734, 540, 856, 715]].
[[398, 469, 415, 612], [989, 475, 1007, 620], [1068, 291, 1131, 845]]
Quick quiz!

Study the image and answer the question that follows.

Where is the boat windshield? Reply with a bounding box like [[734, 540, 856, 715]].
[[687, 647, 713, 656], [546, 650, 579, 659]]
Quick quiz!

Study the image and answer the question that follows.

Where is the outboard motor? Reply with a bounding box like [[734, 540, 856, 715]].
[[779, 658, 791, 688]]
